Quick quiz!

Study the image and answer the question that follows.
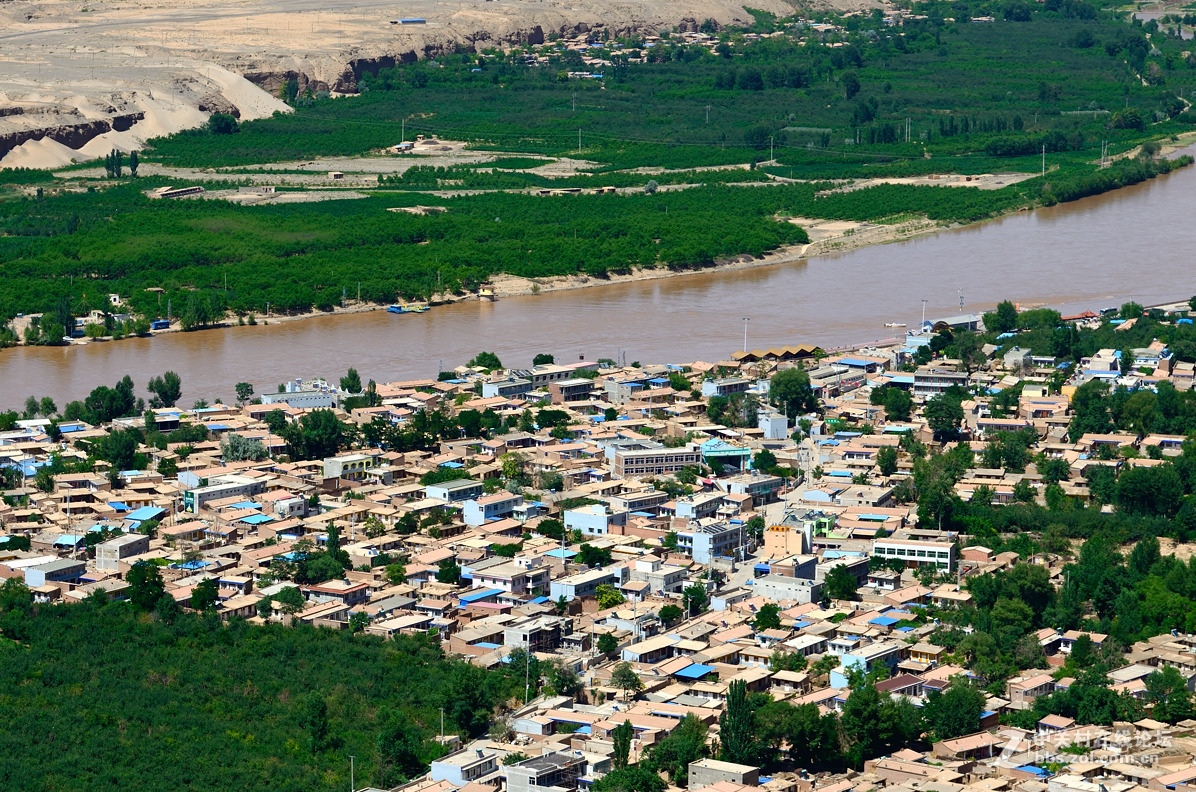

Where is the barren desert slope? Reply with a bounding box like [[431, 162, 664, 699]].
[[0, 0, 874, 168]]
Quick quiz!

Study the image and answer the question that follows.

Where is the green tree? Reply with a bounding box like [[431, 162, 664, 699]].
[[377, 708, 426, 785], [147, 371, 182, 408], [235, 382, 254, 403], [340, 368, 363, 393], [596, 584, 626, 609], [436, 558, 462, 585], [385, 563, 407, 586], [719, 679, 760, 765], [299, 695, 330, 754], [191, 578, 219, 612], [533, 353, 555, 365], [468, 351, 503, 371], [646, 713, 707, 784], [1116, 464, 1183, 517], [612, 719, 634, 770], [883, 388, 913, 421], [753, 602, 782, 631], [208, 113, 239, 134], [274, 585, 306, 616], [989, 300, 1019, 334], [126, 561, 166, 611], [658, 604, 683, 625], [592, 766, 665, 792], [825, 564, 858, 601], [842, 71, 861, 99], [769, 367, 818, 419], [611, 661, 644, 700], [683, 582, 709, 617], [924, 678, 985, 739], [924, 393, 965, 441], [597, 632, 619, 654], [877, 446, 899, 476]]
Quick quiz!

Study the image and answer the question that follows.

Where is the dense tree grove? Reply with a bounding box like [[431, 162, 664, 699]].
[[0, 578, 533, 791]]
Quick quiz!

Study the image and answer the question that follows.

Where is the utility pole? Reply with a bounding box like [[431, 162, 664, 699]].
[[920, 299, 927, 331], [1041, 144, 1045, 177], [769, 136, 774, 162], [958, 288, 964, 312], [440, 707, 445, 742], [578, 128, 582, 155], [349, 755, 355, 792], [742, 316, 750, 353], [705, 104, 711, 123], [572, 91, 576, 112], [524, 649, 531, 704]]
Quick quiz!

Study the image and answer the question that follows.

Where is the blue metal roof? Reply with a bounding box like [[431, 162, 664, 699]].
[[840, 358, 870, 366], [459, 588, 504, 604], [475, 642, 500, 649], [440, 461, 464, 468], [674, 663, 717, 679], [869, 616, 900, 626], [754, 563, 771, 572], [1016, 766, 1049, 777], [239, 514, 275, 525], [544, 548, 578, 559], [530, 596, 550, 604], [107, 501, 131, 511], [229, 501, 259, 510], [126, 506, 165, 522]]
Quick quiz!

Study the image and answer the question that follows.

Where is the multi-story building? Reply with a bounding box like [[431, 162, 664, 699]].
[[323, 451, 383, 482], [701, 377, 751, 398], [471, 558, 550, 596], [612, 443, 700, 478], [564, 504, 629, 537], [506, 753, 586, 792], [425, 479, 485, 503], [678, 521, 743, 564], [431, 748, 501, 787], [549, 566, 628, 601], [872, 537, 956, 571], [913, 366, 970, 400], [463, 493, 524, 526], [95, 533, 150, 571], [752, 574, 823, 604], [628, 557, 687, 595], [548, 378, 595, 404]]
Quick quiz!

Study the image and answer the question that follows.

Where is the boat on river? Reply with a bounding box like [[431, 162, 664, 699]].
[[884, 322, 907, 328], [387, 303, 430, 314]]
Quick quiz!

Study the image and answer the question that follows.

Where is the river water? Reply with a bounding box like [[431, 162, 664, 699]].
[[4, 151, 1196, 407]]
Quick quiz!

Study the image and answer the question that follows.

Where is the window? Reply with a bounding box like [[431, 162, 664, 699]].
[[916, 550, 926, 558]]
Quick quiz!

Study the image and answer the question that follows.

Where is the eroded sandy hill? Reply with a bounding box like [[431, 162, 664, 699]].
[[0, 0, 831, 169]]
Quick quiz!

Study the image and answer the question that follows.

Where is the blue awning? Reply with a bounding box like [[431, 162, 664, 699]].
[[674, 663, 717, 679]]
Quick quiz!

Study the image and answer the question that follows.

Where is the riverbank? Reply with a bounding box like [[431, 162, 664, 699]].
[[40, 210, 959, 348]]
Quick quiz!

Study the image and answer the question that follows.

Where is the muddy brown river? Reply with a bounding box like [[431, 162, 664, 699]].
[[4, 151, 1195, 407]]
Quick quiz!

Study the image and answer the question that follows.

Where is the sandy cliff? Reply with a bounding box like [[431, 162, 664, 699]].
[[0, 0, 806, 169]]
